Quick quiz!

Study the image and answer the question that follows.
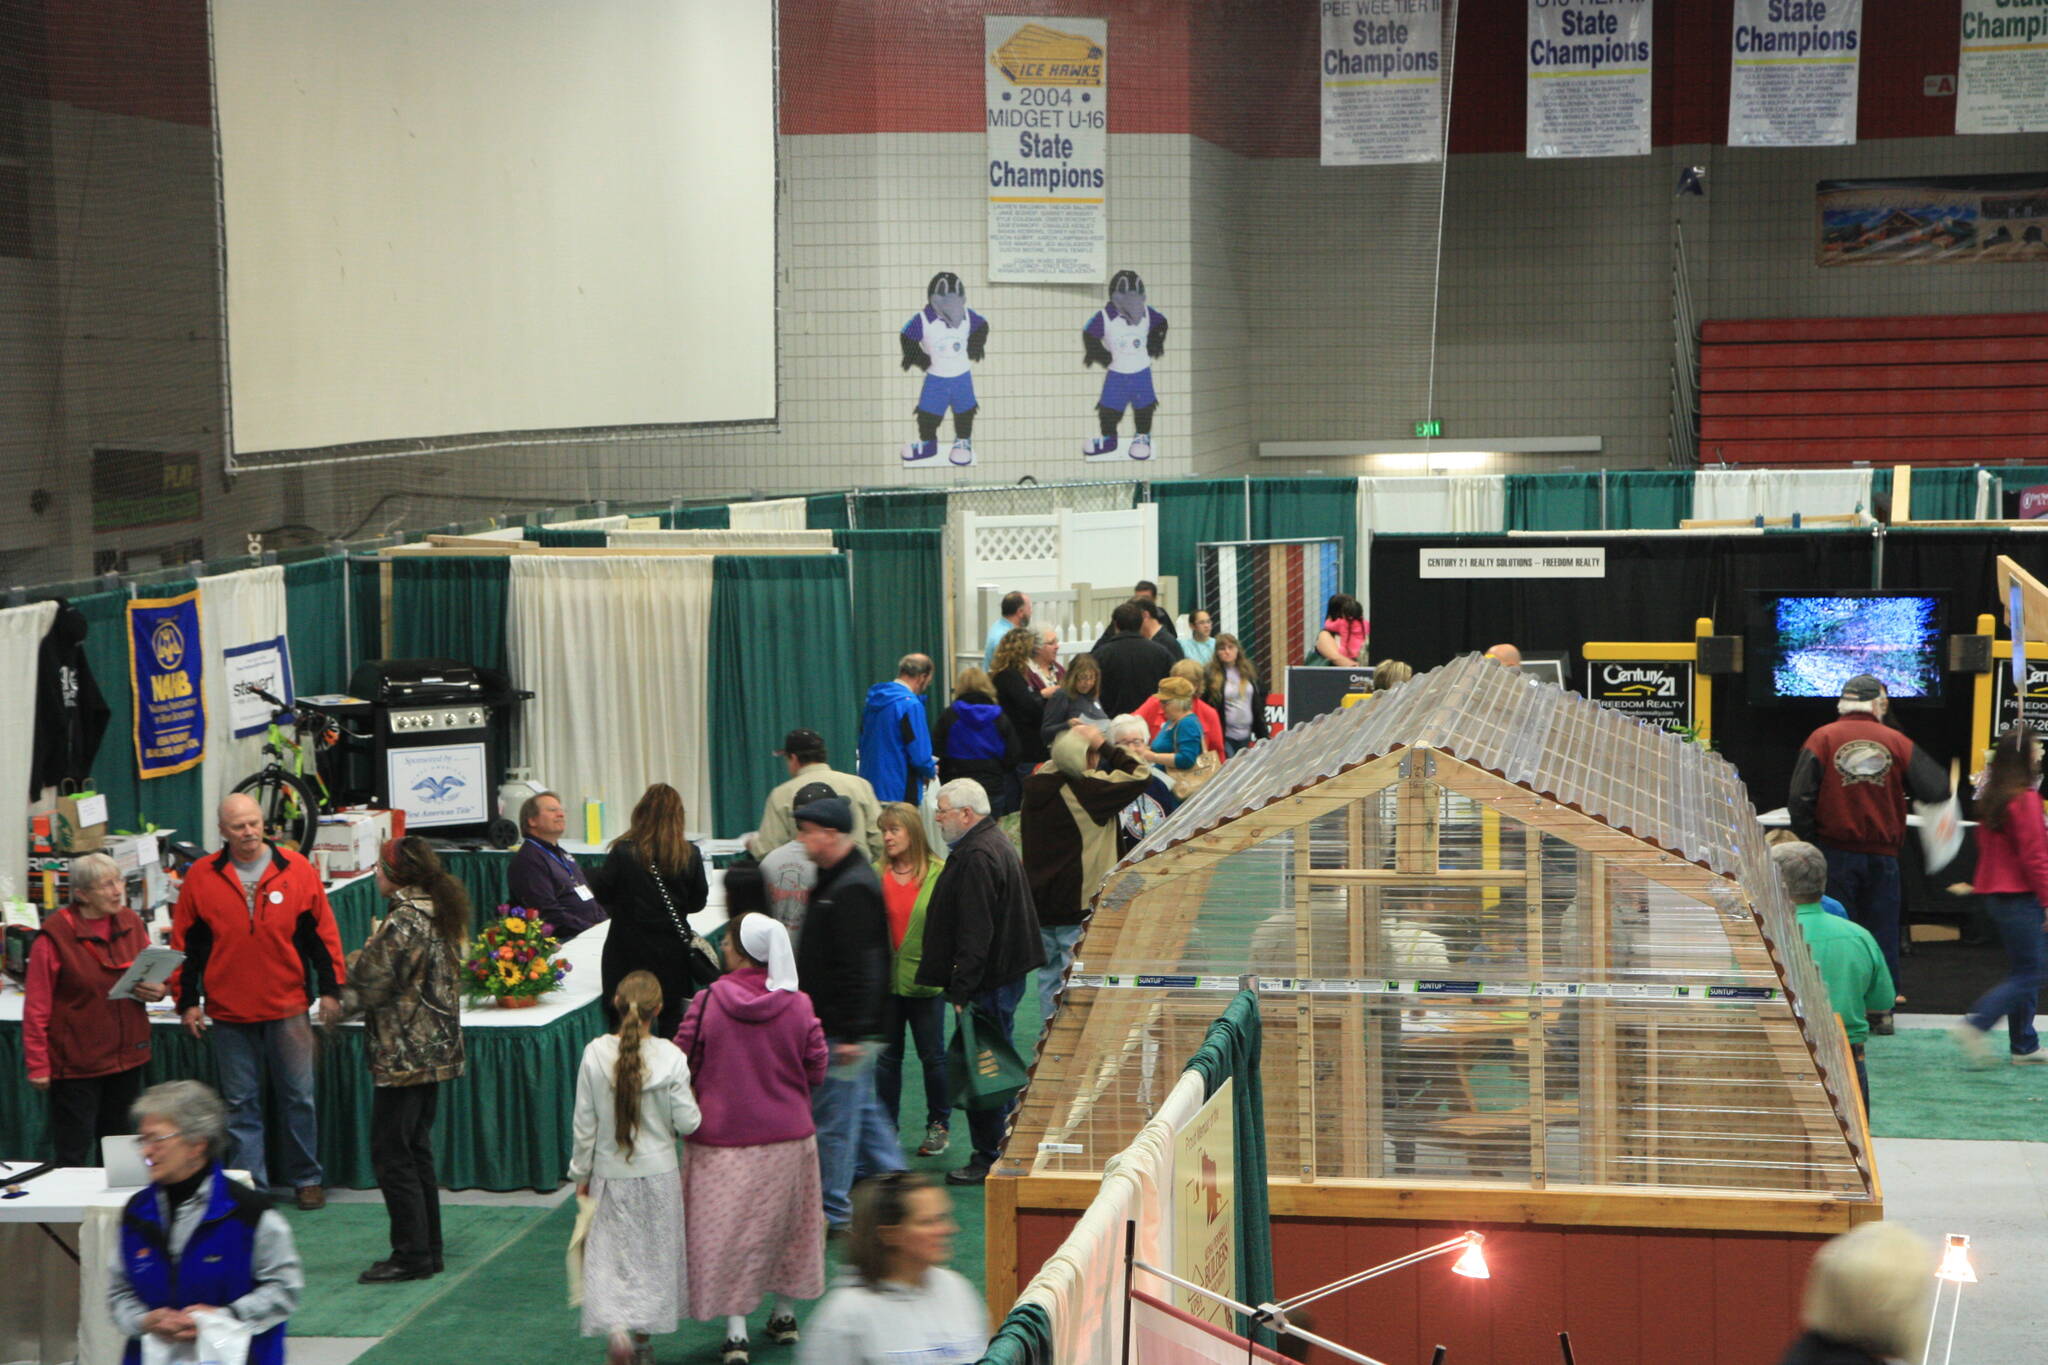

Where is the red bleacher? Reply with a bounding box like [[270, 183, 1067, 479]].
[[1697, 313, 2048, 466]]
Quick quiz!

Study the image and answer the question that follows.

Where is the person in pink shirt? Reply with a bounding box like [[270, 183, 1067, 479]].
[[674, 910, 829, 1364], [1314, 594, 1368, 667], [1954, 723, 2048, 1065]]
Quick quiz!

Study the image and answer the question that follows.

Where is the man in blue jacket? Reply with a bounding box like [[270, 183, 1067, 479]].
[[858, 654, 937, 805]]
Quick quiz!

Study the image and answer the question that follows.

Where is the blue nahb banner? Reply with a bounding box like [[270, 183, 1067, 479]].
[[128, 590, 206, 779]]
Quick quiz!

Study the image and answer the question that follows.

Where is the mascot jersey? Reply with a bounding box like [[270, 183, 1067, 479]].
[[1085, 304, 1165, 411], [903, 305, 987, 411]]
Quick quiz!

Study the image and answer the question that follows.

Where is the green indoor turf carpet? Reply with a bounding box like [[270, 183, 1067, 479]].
[[318, 971, 1035, 1364], [276, 1204, 548, 1338], [1865, 1029, 2048, 1142]]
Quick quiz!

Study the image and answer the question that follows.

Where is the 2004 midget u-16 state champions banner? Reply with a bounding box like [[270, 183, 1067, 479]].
[[1527, 0, 1652, 159], [986, 17, 1107, 283], [1320, 0, 1444, 166], [1728, 0, 1862, 147]]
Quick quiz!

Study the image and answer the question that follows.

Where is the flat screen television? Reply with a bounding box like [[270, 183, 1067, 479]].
[[1745, 590, 1947, 705]]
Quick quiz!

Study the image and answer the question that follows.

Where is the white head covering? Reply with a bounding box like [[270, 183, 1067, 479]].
[[737, 913, 799, 992]]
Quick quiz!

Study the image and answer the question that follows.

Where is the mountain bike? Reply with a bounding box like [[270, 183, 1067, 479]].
[[232, 686, 361, 852]]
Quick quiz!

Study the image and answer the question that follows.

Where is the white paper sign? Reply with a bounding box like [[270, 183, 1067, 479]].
[[1528, 0, 1653, 158], [1419, 548, 1607, 579], [222, 636, 294, 740], [1728, 0, 1862, 147], [985, 16, 1107, 283], [1320, 0, 1444, 166], [1959, 0, 2048, 134], [387, 742, 489, 828]]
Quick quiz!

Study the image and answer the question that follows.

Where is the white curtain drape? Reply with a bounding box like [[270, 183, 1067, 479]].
[[0, 601, 56, 897], [727, 497, 805, 531], [198, 566, 290, 850], [1354, 475, 1507, 620], [1692, 469, 1874, 523], [548, 514, 631, 531], [506, 556, 713, 841], [1978, 468, 1999, 520], [605, 529, 833, 552]]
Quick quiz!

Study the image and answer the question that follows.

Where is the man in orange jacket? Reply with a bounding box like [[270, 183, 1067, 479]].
[[171, 793, 345, 1209]]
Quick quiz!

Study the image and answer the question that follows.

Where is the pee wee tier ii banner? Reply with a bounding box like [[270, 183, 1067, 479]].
[[1321, 0, 1444, 166], [986, 17, 1107, 283], [1527, 0, 1653, 158], [1728, 0, 1862, 147]]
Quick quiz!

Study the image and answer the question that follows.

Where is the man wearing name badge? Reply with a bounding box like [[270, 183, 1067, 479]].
[[506, 791, 606, 942], [170, 794, 346, 1210]]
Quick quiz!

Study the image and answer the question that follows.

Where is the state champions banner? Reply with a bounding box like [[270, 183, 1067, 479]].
[[1959, 0, 2048, 135], [1527, 0, 1652, 158], [128, 590, 205, 779], [1320, 0, 1443, 166], [986, 17, 1107, 284], [1728, 0, 1862, 147]]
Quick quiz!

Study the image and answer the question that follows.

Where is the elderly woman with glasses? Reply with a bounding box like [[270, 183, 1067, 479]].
[[108, 1081, 302, 1365], [22, 851, 163, 1166]]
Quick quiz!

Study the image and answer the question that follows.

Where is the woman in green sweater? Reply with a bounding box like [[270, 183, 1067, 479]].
[[873, 803, 951, 1159]]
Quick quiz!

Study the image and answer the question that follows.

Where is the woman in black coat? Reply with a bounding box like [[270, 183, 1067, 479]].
[[990, 626, 1053, 813], [589, 782, 709, 1039]]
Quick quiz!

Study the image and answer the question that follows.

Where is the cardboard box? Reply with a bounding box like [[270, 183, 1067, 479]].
[[313, 812, 384, 878]]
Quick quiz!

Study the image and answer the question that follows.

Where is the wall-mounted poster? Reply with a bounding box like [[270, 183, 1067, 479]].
[[1320, 0, 1444, 166], [985, 17, 1107, 283], [1527, 0, 1653, 159], [1728, 0, 1862, 147], [128, 590, 205, 779], [897, 272, 989, 469], [1080, 270, 1166, 464], [1818, 175, 2048, 266], [1959, 0, 2048, 135]]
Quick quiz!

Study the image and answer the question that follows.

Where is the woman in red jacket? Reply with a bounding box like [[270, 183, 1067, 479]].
[[1955, 723, 2048, 1064], [23, 852, 165, 1165]]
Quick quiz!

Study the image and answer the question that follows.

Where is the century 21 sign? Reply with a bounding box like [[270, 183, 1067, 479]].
[[1588, 660, 1693, 733]]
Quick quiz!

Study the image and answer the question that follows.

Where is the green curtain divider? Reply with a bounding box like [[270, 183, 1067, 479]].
[[1250, 477, 1360, 601], [852, 490, 948, 531], [348, 557, 384, 676], [664, 505, 731, 530], [974, 1301, 1054, 1365], [834, 529, 945, 725], [1604, 470, 1694, 529], [1183, 991, 1274, 1347], [709, 555, 859, 837], [1505, 473, 1604, 531], [1903, 468, 1981, 521], [1154, 479, 1249, 610], [283, 556, 350, 698], [0, 1002, 602, 1191], [534, 528, 607, 548], [385, 556, 510, 673], [806, 492, 852, 530]]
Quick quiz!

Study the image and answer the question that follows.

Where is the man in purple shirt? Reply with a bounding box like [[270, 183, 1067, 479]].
[[505, 791, 606, 941]]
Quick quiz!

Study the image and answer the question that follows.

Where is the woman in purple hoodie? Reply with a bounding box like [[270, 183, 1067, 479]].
[[674, 909, 829, 1365]]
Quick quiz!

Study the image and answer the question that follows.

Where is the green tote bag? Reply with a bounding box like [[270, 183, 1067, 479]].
[[946, 1005, 1031, 1111]]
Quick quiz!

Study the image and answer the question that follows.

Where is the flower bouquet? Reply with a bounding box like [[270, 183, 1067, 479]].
[[461, 905, 570, 1009]]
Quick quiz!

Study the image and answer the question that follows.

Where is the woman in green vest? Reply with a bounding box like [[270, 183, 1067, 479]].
[[873, 802, 950, 1159]]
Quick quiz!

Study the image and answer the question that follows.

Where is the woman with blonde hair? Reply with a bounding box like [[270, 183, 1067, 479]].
[[1203, 634, 1267, 757], [1133, 659, 1224, 757], [1039, 652, 1108, 749], [675, 913, 828, 1365], [873, 803, 951, 1159], [569, 970, 702, 1365], [1372, 658, 1413, 692], [991, 625, 1052, 810], [1148, 676, 1204, 772], [593, 783, 710, 1040], [1777, 1222, 1934, 1364]]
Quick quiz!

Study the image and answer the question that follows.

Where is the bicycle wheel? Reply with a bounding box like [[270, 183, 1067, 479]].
[[234, 769, 321, 853]]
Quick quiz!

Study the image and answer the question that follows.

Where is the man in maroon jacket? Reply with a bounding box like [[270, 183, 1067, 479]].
[[171, 793, 346, 1208], [1788, 674, 1949, 1034]]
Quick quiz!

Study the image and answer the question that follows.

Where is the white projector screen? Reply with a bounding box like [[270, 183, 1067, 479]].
[[212, 0, 776, 458]]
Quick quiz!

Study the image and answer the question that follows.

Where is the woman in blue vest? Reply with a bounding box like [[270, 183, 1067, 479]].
[[108, 1081, 303, 1365]]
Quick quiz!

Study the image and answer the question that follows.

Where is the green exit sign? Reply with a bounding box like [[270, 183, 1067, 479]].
[[1414, 420, 1442, 438]]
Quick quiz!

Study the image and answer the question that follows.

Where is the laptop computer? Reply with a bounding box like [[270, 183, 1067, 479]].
[[101, 1135, 150, 1189]]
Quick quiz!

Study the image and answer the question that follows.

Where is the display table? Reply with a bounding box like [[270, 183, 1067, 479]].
[[0, 1166, 136, 1365], [0, 921, 612, 1192]]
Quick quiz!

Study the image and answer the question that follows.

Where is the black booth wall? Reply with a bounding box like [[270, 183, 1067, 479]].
[[1365, 530, 2048, 812]]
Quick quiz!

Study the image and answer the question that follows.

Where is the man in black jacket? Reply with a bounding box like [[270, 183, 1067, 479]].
[[793, 796, 904, 1229], [1094, 600, 1177, 717], [917, 778, 1045, 1183]]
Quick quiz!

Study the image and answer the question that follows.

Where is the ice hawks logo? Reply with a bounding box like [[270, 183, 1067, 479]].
[[411, 774, 467, 802], [1833, 739, 1894, 786]]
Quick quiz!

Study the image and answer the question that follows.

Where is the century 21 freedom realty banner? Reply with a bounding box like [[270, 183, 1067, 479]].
[[1527, 0, 1652, 158], [986, 17, 1107, 283]]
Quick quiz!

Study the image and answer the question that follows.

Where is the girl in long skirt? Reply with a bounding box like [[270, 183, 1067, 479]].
[[570, 971, 702, 1365], [674, 911, 828, 1365]]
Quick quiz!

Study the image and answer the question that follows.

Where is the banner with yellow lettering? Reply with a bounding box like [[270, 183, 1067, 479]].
[[128, 590, 206, 779]]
